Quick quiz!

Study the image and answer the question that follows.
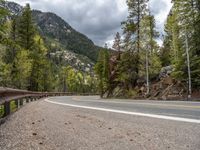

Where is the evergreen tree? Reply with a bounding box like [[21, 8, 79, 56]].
[[13, 49, 32, 89], [0, 0, 8, 40], [94, 49, 105, 97], [140, 13, 161, 80], [59, 66, 71, 92], [123, 0, 149, 77], [168, 0, 200, 88], [17, 3, 36, 50], [126, 0, 149, 53], [103, 47, 110, 90], [112, 32, 121, 58], [4, 17, 19, 64], [28, 35, 49, 91]]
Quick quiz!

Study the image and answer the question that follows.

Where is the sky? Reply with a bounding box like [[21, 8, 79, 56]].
[[10, 0, 172, 47]]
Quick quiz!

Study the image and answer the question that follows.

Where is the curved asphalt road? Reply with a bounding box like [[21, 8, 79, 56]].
[[1, 96, 200, 150], [45, 96, 200, 123]]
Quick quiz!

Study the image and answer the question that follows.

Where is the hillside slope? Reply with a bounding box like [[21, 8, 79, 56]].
[[1, 1, 101, 72]]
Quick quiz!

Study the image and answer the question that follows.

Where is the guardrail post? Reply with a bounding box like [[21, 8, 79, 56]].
[[15, 99, 20, 109], [20, 99, 23, 106], [4, 101, 10, 117], [26, 97, 29, 103]]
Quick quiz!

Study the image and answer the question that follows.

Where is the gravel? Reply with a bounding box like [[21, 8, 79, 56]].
[[0, 99, 200, 150]]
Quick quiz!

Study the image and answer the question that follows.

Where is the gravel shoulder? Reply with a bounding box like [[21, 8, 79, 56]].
[[0, 99, 200, 150]]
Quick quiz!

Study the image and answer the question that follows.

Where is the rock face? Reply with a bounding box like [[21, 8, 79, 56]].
[[1, 1, 101, 71]]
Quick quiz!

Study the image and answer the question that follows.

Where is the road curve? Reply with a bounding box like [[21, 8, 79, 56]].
[[0, 96, 200, 150], [45, 96, 200, 123]]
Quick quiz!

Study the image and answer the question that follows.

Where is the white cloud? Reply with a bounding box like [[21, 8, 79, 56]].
[[150, 0, 172, 33]]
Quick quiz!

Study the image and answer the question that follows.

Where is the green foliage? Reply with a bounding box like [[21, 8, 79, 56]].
[[10, 100, 17, 112], [115, 51, 138, 88], [12, 49, 32, 89], [0, 2, 98, 93], [57, 66, 97, 93], [94, 0, 162, 98], [0, 59, 11, 86], [140, 14, 161, 79], [94, 49, 110, 97], [17, 4, 36, 50], [164, 0, 200, 88], [28, 35, 49, 91], [0, 0, 8, 38]]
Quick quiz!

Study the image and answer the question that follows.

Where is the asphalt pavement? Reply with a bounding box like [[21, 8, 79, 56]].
[[45, 96, 200, 122], [0, 96, 199, 150]]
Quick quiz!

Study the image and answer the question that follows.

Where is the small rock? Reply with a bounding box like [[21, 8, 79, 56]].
[[130, 139, 133, 142], [32, 122, 35, 125], [108, 128, 112, 130], [39, 142, 43, 145], [32, 133, 37, 136]]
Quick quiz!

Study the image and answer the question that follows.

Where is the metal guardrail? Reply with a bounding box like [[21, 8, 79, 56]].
[[0, 87, 98, 121]]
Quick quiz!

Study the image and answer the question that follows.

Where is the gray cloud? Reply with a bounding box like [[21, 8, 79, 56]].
[[10, 0, 171, 47]]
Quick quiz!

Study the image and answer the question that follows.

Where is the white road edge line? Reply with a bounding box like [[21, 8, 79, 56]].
[[44, 98, 200, 124]]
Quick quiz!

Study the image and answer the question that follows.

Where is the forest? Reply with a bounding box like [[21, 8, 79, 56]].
[[0, 0, 98, 93], [0, 0, 200, 99], [95, 0, 200, 99]]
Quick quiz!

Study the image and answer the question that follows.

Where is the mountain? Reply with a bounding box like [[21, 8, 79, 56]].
[[32, 10, 101, 62], [1, 1, 102, 71]]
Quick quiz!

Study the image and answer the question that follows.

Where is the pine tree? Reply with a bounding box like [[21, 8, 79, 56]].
[[140, 13, 161, 79], [28, 35, 49, 91], [112, 32, 121, 58], [12, 49, 32, 89], [94, 45, 110, 97], [4, 17, 19, 64], [126, 0, 149, 53], [17, 3, 36, 50], [95, 49, 105, 97], [103, 47, 110, 90], [123, 0, 149, 77], [0, 0, 8, 39]]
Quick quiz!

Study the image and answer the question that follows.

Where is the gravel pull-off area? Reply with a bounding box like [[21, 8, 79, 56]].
[[0, 100, 200, 150]]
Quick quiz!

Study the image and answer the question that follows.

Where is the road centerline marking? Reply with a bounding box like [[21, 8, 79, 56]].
[[44, 98, 200, 124]]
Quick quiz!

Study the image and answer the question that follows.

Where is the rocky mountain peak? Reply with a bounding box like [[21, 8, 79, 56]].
[[0, 1, 23, 15]]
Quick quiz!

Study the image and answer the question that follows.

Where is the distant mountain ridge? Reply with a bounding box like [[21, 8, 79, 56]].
[[1, 1, 101, 63]]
